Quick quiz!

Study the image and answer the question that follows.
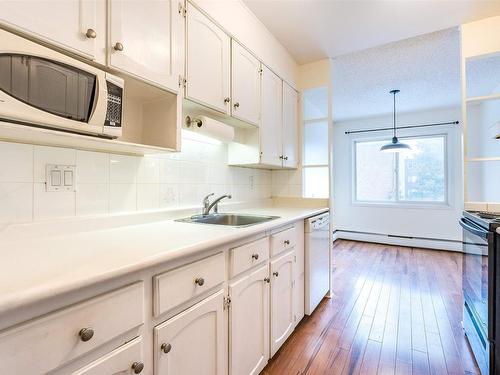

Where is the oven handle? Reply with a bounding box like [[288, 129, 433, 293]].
[[459, 218, 489, 240]]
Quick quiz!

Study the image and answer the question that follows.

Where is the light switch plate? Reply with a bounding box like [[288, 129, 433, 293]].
[[46, 164, 76, 192]]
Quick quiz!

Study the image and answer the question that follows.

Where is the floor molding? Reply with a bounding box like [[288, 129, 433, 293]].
[[333, 230, 462, 252]]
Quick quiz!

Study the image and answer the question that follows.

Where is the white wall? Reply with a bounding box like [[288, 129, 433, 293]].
[[333, 106, 463, 249], [192, 0, 298, 86], [0, 134, 272, 225]]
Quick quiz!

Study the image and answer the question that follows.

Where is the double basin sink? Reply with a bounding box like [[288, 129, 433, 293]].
[[175, 213, 280, 227]]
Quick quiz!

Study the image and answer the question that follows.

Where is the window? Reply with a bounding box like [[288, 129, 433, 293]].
[[303, 87, 329, 198], [354, 135, 447, 204]]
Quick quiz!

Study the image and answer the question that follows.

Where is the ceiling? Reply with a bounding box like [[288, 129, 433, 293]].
[[243, 0, 500, 64], [331, 28, 461, 121]]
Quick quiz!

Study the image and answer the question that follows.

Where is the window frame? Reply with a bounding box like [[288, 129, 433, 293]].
[[351, 133, 450, 208]]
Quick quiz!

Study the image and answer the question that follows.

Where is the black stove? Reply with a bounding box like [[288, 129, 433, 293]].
[[464, 211, 500, 231], [461, 211, 500, 375]]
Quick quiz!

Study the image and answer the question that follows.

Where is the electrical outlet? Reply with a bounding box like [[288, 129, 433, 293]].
[[46, 164, 76, 192]]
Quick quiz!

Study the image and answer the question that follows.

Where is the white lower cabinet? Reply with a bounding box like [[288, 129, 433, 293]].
[[229, 264, 269, 375], [270, 250, 295, 356], [154, 290, 226, 375]]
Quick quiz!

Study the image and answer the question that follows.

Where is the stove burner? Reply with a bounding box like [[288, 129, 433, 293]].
[[477, 211, 500, 220]]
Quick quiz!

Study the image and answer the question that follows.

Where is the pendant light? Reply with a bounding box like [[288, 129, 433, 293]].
[[380, 89, 411, 153]]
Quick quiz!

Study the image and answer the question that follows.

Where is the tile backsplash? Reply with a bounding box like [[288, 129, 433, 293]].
[[0, 134, 273, 224]]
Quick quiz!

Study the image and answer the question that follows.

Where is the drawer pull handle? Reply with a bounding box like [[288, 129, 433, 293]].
[[161, 343, 172, 354], [252, 253, 259, 260], [264, 277, 270, 283], [85, 28, 97, 39], [114, 42, 124, 51], [273, 271, 279, 277], [79, 328, 94, 342], [284, 240, 290, 245], [233, 102, 240, 108], [195, 277, 205, 286], [132, 362, 144, 374]]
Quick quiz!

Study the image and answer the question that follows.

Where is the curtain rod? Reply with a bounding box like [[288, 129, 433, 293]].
[[344, 121, 460, 135]]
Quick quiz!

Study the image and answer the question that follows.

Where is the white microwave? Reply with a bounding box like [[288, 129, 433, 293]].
[[0, 29, 123, 138]]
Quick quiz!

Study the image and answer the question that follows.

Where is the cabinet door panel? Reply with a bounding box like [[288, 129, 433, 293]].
[[186, 3, 230, 113], [0, 0, 100, 59], [154, 290, 226, 375], [109, 0, 181, 91], [294, 273, 305, 326], [231, 41, 261, 125], [270, 250, 295, 356], [282, 82, 298, 168], [260, 66, 283, 166], [229, 264, 269, 375]]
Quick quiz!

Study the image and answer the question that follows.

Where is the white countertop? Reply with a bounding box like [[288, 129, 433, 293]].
[[0, 202, 328, 318]]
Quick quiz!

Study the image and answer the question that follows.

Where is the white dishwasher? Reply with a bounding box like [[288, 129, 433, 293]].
[[305, 212, 330, 315]]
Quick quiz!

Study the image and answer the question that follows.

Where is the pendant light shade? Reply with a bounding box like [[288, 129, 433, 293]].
[[380, 90, 411, 153]]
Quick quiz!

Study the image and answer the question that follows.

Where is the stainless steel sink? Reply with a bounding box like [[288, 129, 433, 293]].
[[175, 213, 280, 227]]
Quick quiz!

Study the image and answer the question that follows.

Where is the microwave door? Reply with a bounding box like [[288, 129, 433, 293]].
[[0, 53, 105, 135]]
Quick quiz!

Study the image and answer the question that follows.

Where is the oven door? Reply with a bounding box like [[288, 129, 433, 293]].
[[460, 217, 493, 374]]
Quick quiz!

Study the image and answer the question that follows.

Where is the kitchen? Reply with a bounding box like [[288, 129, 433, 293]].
[[0, 1, 499, 375]]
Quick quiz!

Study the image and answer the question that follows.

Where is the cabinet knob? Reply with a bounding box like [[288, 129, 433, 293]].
[[224, 97, 231, 103], [161, 342, 172, 354], [284, 156, 289, 161], [284, 240, 290, 245], [273, 271, 279, 277], [279, 155, 284, 160], [195, 277, 205, 286], [85, 28, 97, 39], [131, 362, 144, 374], [79, 328, 94, 342], [233, 102, 240, 108], [252, 253, 259, 260], [264, 277, 270, 283], [114, 42, 124, 51]]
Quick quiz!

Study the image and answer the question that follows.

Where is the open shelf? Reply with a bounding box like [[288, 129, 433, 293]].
[[0, 74, 181, 155]]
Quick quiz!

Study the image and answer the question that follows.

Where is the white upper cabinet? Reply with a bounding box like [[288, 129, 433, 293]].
[[282, 82, 298, 168], [0, 0, 103, 61], [154, 290, 226, 375], [270, 250, 295, 356], [109, 0, 182, 91], [260, 65, 283, 166], [186, 2, 231, 114], [229, 264, 269, 375], [231, 41, 261, 126]]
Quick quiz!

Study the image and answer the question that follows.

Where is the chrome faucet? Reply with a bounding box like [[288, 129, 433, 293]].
[[202, 193, 232, 215]]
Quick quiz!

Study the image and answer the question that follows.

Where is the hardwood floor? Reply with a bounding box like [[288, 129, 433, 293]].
[[261, 240, 480, 375]]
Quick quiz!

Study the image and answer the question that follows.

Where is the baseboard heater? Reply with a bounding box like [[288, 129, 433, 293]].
[[333, 229, 461, 244]]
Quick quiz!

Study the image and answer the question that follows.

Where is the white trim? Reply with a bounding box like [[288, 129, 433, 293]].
[[466, 92, 500, 103]]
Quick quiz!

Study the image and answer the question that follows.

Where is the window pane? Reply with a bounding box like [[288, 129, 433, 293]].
[[303, 87, 328, 120], [303, 167, 329, 198], [355, 140, 396, 201], [398, 137, 445, 202], [304, 120, 328, 165]]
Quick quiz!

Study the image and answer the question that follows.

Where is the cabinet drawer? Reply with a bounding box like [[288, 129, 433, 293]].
[[153, 252, 225, 316], [72, 337, 144, 375], [270, 227, 296, 256], [230, 237, 269, 277], [0, 283, 144, 375]]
